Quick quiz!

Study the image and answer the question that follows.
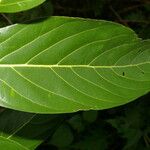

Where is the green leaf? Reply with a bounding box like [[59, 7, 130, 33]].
[[0, 109, 64, 150], [0, 0, 46, 13], [68, 114, 84, 132], [70, 125, 108, 150], [82, 111, 98, 123], [0, 16, 149, 114], [50, 123, 74, 147]]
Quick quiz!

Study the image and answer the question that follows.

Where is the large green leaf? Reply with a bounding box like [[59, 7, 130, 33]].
[[0, 109, 63, 150], [0, 0, 46, 13], [0, 16, 149, 114]]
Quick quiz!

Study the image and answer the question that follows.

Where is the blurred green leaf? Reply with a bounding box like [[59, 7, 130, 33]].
[[82, 111, 98, 123], [0, 0, 46, 13], [50, 123, 74, 148], [68, 114, 84, 133], [0, 109, 64, 150], [70, 125, 108, 150]]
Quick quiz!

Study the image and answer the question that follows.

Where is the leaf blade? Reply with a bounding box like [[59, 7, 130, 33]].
[[0, 16, 149, 113], [0, 109, 64, 149], [0, 0, 46, 13]]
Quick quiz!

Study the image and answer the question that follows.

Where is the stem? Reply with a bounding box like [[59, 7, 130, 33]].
[[1, 13, 13, 25]]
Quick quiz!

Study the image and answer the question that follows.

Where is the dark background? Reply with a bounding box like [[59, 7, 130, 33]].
[[0, 0, 150, 150]]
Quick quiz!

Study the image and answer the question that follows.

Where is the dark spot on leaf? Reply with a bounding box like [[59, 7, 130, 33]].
[[141, 71, 144, 74], [138, 49, 142, 53], [122, 72, 125, 76]]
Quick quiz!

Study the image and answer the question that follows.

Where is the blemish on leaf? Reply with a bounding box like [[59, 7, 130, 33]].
[[122, 72, 125, 76], [141, 71, 144, 74], [0, 93, 4, 101]]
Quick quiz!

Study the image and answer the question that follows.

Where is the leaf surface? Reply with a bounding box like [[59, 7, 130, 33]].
[[0, 16, 149, 113], [0, 0, 46, 13], [0, 109, 63, 149]]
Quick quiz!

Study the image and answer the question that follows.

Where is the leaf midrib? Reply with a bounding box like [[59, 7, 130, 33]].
[[0, 62, 149, 68]]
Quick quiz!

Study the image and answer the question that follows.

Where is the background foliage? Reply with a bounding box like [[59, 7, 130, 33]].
[[0, 0, 150, 150]]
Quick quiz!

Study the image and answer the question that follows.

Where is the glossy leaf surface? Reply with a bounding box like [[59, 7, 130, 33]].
[[0, 0, 46, 13], [0, 16, 149, 114]]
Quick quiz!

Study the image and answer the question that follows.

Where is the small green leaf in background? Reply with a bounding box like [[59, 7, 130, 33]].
[[0, 136, 27, 150], [70, 124, 108, 150], [0, 0, 46, 13], [82, 110, 98, 123], [108, 97, 150, 150], [49, 123, 74, 148], [0, 109, 64, 150], [68, 114, 85, 133], [0, 1, 53, 27]]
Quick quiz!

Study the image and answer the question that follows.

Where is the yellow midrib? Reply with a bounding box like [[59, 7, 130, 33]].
[[0, 62, 149, 68]]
